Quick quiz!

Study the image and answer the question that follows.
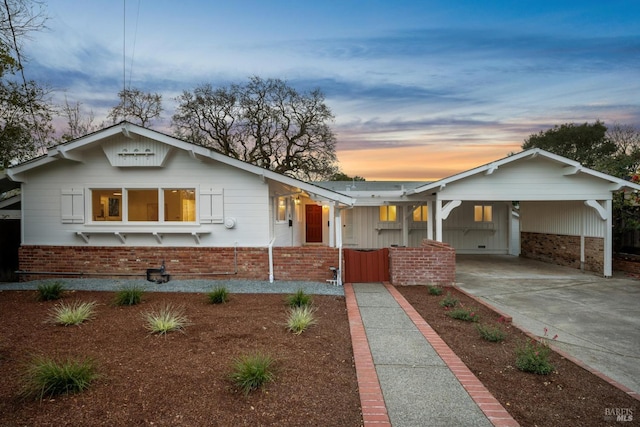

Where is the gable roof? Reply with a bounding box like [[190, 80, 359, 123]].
[[407, 148, 640, 195], [6, 121, 355, 207]]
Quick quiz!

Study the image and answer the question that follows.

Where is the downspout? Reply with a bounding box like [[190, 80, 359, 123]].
[[268, 236, 276, 283]]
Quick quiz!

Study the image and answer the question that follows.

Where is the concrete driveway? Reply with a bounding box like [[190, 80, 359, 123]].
[[455, 254, 640, 395]]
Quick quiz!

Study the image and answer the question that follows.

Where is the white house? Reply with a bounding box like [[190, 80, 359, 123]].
[[4, 122, 639, 282]]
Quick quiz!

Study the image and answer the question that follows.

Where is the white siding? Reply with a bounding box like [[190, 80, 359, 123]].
[[438, 160, 616, 201], [340, 206, 403, 248], [520, 201, 605, 237], [21, 145, 272, 247], [442, 201, 510, 254]]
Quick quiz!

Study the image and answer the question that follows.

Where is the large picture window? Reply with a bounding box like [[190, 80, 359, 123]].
[[91, 188, 196, 222]]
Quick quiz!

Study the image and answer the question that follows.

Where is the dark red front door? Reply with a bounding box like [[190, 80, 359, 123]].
[[305, 205, 323, 243]]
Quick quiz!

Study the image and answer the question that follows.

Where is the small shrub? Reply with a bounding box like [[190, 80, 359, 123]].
[[229, 352, 275, 395], [286, 289, 312, 308], [207, 286, 229, 304], [446, 307, 479, 322], [49, 301, 97, 326], [21, 355, 98, 400], [427, 285, 443, 296], [37, 281, 65, 301], [286, 305, 317, 334], [439, 292, 458, 308], [142, 304, 189, 335], [476, 323, 507, 342], [113, 285, 144, 306], [515, 339, 554, 375]]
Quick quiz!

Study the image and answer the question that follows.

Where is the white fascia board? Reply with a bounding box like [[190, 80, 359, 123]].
[[0, 193, 21, 208]]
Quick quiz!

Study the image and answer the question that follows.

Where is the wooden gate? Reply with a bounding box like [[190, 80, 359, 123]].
[[344, 248, 390, 283]]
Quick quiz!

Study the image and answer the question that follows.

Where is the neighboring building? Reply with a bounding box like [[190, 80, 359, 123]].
[[3, 122, 639, 282]]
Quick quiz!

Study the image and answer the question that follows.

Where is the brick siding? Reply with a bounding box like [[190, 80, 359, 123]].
[[388, 239, 455, 286], [18, 245, 338, 282], [520, 231, 604, 274], [613, 253, 640, 275]]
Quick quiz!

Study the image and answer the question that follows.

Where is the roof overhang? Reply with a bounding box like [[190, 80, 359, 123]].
[[6, 122, 355, 207]]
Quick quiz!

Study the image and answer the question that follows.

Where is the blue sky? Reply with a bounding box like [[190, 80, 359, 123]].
[[23, 0, 640, 180]]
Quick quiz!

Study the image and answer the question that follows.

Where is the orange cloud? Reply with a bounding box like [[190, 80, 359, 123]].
[[337, 143, 521, 181]]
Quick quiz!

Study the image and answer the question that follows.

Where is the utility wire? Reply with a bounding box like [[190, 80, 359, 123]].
[[3, 0, 47, 152]]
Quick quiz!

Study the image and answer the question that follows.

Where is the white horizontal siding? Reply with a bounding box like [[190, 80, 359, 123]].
[[21, 145, 272, 247], [520, 201, 605, 237]]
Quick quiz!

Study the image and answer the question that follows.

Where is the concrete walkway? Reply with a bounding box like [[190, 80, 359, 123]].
[[456, 255, 640, 398], [345, 282, 518, 427]]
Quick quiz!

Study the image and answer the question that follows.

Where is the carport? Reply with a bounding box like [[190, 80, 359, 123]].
[[455, 254, 640, 396], [406, 149, 640, 277]]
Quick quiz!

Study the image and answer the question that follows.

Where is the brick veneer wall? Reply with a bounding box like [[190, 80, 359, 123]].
[[520, 232, 604, 274], [613, 253, 640, 275], [18, 245, 338, 282], [388, 239, 455, 286]]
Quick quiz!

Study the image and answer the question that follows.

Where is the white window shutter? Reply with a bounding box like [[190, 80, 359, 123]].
[[200, 188, 224, 223], [61, 188, 85, 223]]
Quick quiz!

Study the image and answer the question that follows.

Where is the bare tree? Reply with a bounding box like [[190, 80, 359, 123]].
[[172, 76, 338, 181], [59, 97, 100, 141], [107, 88, 163, 127], [0, 0, 53, 168]]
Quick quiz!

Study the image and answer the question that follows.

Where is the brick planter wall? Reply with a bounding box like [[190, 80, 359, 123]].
[[18, 245, 338, 282], [389, 239, 455, 286], [520, 232, 604, 274], [613, 253, 640, 275]]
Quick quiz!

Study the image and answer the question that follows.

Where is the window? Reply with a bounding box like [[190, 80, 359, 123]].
[[91, 188, 196, 222], [92, 189, 122, 221], [276, 196, 288, 222], [474, 205, 493, 222], [379, 205, 397, 222], [164, 189, 196, 222], [128, 189, 158, 221], [412, 206, 428, 222]]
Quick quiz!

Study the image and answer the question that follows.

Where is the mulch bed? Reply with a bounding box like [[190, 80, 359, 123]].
[[0, 290, 362, 426], [397, 286, 639, 427]]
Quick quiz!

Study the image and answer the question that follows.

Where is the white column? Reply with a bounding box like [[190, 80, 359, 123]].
[[604, 199, 612, 277], [328, 203, 335, 247], [402, 205, 409, 247], [427, 200, 434, 240], [435, 199, 443, 242]]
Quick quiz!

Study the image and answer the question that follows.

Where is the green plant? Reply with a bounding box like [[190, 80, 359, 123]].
[[49, 301, 97, 326], [286, 289, 313, 308], [427, 285, 443, 296], [446, 306, 480, 322], [207, 286, 229, 304], [286, 305, 317, 334], [476, 323, 507, 342], [113, 285, 144, 306], [515, 338, 555, 375], [37, 281, 65, 301], [20, 355, 99, 400], [142, 304, 189, 335], [439, 292, 458, 308], [229, 352, 275, 395]]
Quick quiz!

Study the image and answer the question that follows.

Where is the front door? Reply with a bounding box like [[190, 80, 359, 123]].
[[305, 205, 323, 243]]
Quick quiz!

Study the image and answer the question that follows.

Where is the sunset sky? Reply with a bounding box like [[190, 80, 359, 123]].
[[22, 0, 640, 180]]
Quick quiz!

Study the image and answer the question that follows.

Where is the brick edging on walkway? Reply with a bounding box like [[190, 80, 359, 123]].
[[343, 283, 391, 426], [457, 285, 640, 403], [384, 282, 520, 427]]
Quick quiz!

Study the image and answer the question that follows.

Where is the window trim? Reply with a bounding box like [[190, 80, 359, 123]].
[[87, 186, 200, 224]]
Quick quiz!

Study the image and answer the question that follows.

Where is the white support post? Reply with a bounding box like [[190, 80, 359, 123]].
[[604, 199, 613, 277], [427, 200, 434, 240], [329, 203, 335, 247], [435, 199, 443, 242], [402, 205, 409, 247]]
